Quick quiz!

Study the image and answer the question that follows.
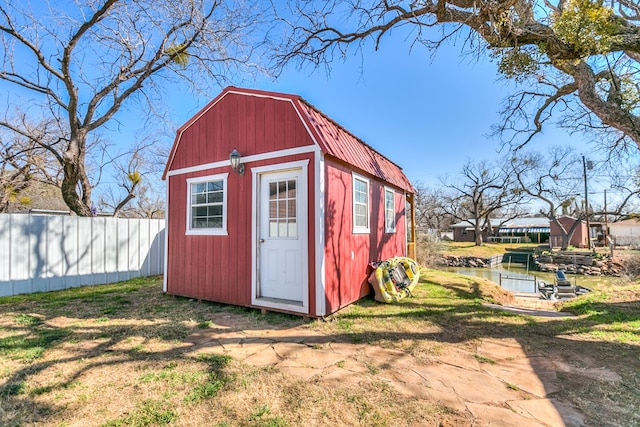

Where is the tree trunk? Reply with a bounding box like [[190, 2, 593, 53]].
[[474, 224, 483, 246], [61, 135, 93, 216]]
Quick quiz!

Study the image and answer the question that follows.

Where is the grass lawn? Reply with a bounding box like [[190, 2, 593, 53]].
[[440, 242, 540, 258], [0, 273, 639, 426]]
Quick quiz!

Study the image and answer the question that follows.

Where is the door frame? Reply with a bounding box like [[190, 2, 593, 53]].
[[251, 159, 309, 314]]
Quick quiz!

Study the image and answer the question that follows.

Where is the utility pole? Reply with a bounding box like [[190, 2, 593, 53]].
[[583, 156, 592, 250], [604, 189, 608, 244]]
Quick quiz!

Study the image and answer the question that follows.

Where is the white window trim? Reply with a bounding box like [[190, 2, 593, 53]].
[[186, 173, 229, 236], [352, 173, 370, 234], [384, 186, 396, 233]]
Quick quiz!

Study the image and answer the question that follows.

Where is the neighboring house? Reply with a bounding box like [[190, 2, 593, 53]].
[[162, 87, 415, 317], [608, 218, 640, 246], [549, 216, 588, 248], [450, 221, 489, 243], [450, 217, 550, 243]]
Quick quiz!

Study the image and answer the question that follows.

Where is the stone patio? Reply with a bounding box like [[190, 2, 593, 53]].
[[183, 312, 619, 426]]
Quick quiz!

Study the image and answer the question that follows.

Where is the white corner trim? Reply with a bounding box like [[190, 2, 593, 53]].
[[163, 178, 169, 293], [315, 151, 326, 317]]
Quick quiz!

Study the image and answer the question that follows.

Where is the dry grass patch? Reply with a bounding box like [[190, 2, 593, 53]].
[[1, 272, 639, 426]]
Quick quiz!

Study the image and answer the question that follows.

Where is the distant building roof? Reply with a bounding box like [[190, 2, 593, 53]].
[[451, 217, 550, 229], [609, 218, 640, 227]]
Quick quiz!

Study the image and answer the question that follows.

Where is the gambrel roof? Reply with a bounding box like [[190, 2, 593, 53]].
[[163, 87, 414, 193]]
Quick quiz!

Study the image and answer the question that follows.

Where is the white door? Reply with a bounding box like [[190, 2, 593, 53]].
[[258, 168, 307, 303]]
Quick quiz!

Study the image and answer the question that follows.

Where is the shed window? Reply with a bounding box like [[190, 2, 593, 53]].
[[353, 174, 369, 233], [384, 187, 396, 233], [186, 173, 228, 235]]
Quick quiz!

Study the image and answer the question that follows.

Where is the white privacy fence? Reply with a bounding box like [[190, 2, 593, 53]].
[[0, 214, 165, 297]]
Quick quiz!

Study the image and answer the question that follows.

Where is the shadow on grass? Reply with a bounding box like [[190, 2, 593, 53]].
[[0, 275, 638, 426]]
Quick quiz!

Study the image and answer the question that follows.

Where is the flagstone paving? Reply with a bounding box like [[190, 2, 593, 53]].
[[184, 312, 620, 426]]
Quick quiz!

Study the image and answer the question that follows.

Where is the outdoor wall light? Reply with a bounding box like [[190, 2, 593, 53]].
[[229, 148, 245, 175]]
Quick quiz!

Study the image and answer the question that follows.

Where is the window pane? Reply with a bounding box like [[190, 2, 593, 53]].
[[287, 200, 296, 218], [386, 190, 393, 209], [386, 216, 394, 230], [270, 221, 278, 237], [277, 181, 287, 199], [208, 192, 223, 203], [209, 205, 222, 216], [269, 182, 277, 200], [208, 181, 223, 191], [278, 221, 287, 237], [288, 220, 297, 238], [193, 194, 207, 205]]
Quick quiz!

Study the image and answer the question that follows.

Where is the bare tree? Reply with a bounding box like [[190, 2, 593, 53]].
[[0, 114, 65, 211], [441, 158, 525, 246], [96, 140, 166, 218], [0, 0, 270, 215], [413, 181, 454, 237], [276, 1, 640, 153], [511, 146, 640, 249]]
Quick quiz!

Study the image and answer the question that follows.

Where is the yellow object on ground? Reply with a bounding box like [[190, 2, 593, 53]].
[[369, 257, 420, 303]]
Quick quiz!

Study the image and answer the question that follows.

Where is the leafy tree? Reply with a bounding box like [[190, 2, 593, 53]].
[[277, 0, 640, 152], [0, 0, 270, 215]]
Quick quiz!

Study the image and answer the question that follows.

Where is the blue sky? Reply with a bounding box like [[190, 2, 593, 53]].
[[167, 30, 591, 188]]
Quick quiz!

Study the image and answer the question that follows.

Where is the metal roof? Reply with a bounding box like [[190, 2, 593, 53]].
[[498, 227, 550, 233], [451, 217, 550, 229], [296, 99, 414, 193]]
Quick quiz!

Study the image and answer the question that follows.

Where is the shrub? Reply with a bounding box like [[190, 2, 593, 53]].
[[415, 233, 445, 267], [621, 251, 640, 280]]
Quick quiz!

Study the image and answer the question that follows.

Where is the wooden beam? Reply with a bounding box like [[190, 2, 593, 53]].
[[406, 193, 416, 261]]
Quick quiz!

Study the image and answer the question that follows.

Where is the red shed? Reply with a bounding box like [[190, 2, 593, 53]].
[[162, 87, 416, 317]]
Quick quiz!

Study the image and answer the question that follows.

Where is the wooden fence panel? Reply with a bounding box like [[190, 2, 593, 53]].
[[0, 214, 165, 297]]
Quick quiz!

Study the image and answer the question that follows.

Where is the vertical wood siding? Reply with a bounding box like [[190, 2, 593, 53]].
[[166, 150, 317, 312], [166, 91, 317, 307], [165, 89, 413, 317], [323, 158, 408, 314], [169, 93, 313, 171]]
